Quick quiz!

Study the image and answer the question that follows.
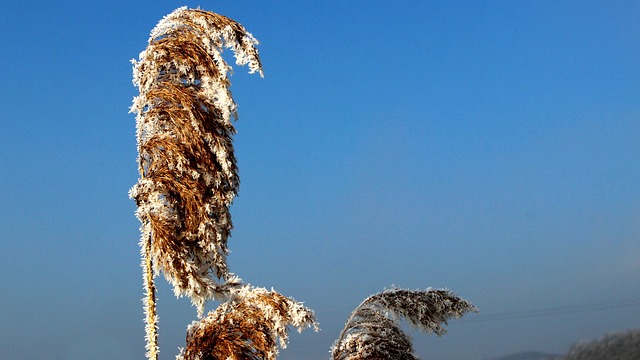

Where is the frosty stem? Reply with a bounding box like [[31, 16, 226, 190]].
[[143, 233, 158, 360]]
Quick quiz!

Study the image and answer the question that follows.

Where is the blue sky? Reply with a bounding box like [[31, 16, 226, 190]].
[[1, 1, 638, 359]]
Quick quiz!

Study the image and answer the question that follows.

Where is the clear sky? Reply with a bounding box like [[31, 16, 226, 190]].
[[1, 1, 638, 359]]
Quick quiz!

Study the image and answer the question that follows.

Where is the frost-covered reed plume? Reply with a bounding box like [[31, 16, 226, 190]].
[[177, 285, 318, 360], [129, 6, 262, 359], [331, 288, 476, 360]]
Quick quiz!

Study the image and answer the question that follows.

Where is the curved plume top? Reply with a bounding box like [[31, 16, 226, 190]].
[[332, 288, 477, 360], [177, 286, 318, 360], [130, 6, 262, 315]]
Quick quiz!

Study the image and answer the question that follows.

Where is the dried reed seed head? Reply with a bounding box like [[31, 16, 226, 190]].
[[178, 286, 318, 360], [361, 288, 477, 335], [335, 307, 417, 360], [332, 288, 477, 360], [131, 7, 262, 315]]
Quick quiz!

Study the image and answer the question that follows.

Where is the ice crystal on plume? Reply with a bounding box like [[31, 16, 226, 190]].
[[331, 288, 477, 360], [177, 286, 318, 360], [130, 7, 262, 316]]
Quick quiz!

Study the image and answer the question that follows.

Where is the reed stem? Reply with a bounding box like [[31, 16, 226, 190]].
[[143, 233, 159, 360]]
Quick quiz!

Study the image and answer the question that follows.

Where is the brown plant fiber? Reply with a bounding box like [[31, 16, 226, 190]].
[[130, 7, 262, 316], [332, 288, 477, 360], [179, 287, 318, 360]]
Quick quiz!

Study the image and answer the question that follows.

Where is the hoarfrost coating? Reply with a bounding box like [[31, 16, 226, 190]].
[[130, 7, 264, 360], [176, 285, 318, 360], [130, 7, 262, 317], [332, 288, 477, 360]]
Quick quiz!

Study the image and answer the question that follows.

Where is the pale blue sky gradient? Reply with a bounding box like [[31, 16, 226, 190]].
[[1, 1, 639, 359]]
